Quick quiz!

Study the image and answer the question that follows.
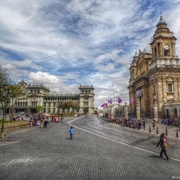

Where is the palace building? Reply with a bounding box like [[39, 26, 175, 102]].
[[128, 16, 180, 119], [13, 80, 95, 114]]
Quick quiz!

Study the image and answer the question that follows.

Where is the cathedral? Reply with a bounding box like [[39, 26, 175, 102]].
[[128, 16, 180, 119], [12, 80, 95, 114]]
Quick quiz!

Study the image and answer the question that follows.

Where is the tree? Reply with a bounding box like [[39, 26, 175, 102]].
[[57, 100, 80, 117], [0, 65, 9, 86], [0, 66, 24, 121], [36, 106, 44, 113], [0, 66, 11, 119], [8, 85, 24, 118], [72, 101, 80, 113]]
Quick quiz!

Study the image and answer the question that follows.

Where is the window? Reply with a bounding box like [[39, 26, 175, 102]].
[[84, 102, 88, 106], [154, 47, 157, 56], [168, 84, 172, 92], [164, 50, 169, 56]]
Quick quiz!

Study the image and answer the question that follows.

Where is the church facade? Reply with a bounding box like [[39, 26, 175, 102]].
[[13, 80, 95, 114], [128, 16, 180, 119]]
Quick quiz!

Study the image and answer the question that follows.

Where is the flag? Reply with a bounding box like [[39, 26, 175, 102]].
[[109, 98, 113, 104], [130, 97, 134, 103], [118, 97, 122, 104], [101, 104, 105, 107]]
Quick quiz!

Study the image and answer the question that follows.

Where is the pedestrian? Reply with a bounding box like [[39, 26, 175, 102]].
[[137, 120, 141, 130], [61, 115, 64, 122], [69, 126, 74, 139], [40, 117, 43, 128], [44, 117, 49, 128], [142, 119, 146, 130], [152, 118, 156, 130], [157, 133, 169, 160]]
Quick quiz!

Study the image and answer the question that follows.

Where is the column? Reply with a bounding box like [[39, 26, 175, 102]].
[[110, 105, 114, 120], [154, 102, 158, 119], [136, 101, 140, 120], [125, 102, 128, 119]]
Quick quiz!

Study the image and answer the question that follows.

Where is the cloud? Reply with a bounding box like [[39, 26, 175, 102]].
[[29, 71, 79, 94], [1, 0, 180, 107]]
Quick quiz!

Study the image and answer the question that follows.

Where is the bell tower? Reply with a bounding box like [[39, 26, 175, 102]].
[[79, 85, 95, 114], [150, 16, 179, 69]]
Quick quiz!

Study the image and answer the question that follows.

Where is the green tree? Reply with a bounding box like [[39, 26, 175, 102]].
[[36, 106, 44, 113], [0, 66, 12, 121], [72, 101, 80, 113], [8, 85, 24, 119], [0, 65, 9, 86]]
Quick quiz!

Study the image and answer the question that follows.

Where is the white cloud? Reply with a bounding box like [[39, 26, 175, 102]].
[[1, 0, 180, 107], [29, 71, 79, 94]]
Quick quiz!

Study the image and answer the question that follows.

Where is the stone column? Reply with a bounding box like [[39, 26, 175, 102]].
[[110, 105, 114, 120], [154, 102, 158, 119], [125, 102, 128, 119], [136, 102, 140, 120]]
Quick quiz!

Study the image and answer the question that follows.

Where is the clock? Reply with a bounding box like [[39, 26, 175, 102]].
[[164, 45, 169, 50]]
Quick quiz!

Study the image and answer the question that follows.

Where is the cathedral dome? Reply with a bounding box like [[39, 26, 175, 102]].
[[156, 16, 167, 26]]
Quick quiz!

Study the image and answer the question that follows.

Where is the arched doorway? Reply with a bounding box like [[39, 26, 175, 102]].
[[174, 108, 178, 118], [166, 109, 170, 118]]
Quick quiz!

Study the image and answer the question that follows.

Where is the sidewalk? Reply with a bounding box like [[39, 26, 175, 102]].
[[106, 116, 180, 140], [142, 119, 179, 140]]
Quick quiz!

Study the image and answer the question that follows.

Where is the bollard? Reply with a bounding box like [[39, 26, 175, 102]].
[[149, 125, 151, 133], [156, 126, 158, 134], [176, 129, 179, 138], [166, 127, 168, 136]]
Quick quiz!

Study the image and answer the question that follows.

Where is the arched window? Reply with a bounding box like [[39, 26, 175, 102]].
[[164, 49, 169, 56], [158, 43, 160, 56], [154, 47, 157, 56]]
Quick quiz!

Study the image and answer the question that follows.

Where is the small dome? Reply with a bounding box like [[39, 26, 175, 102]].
[[156, 16, 167, 26]]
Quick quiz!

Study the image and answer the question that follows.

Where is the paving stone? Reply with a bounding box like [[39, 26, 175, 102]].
[[0, 116, 179, 180]]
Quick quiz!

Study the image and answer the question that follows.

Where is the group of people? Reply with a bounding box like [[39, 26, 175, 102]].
[[161, 119, 180, 130], [113, 118, 146, 130], [29, 114, 49, 128]]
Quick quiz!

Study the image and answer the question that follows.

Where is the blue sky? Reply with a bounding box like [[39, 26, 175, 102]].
[[1, 0, 180, 107]]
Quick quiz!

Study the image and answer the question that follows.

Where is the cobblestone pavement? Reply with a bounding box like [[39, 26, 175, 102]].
[[0, 116, 180, 180]]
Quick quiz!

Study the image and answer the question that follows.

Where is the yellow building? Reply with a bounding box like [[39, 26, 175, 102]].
[[11, 80, 95, 114], [128, 16, 180, 119]]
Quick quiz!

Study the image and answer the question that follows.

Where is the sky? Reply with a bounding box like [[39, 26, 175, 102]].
[[1, 0, 180, 107]]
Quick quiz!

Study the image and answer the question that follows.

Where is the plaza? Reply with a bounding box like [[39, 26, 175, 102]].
[[0, 115, 179, 180]]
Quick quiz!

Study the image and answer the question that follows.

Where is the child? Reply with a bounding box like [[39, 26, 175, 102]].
[[69, 126, 74, 139]]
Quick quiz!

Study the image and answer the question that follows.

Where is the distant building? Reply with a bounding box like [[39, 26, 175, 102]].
[[128, 16, 180, 119], [12, 80, 95, 114]]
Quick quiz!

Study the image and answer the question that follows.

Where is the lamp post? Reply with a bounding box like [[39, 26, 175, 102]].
[[0, 84, 10, 139]]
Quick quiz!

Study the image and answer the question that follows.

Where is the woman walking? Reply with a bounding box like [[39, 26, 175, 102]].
[[157, 133, 169, 160]]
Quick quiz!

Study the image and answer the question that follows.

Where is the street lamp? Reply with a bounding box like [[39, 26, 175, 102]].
[[0, 84, 10, 139]]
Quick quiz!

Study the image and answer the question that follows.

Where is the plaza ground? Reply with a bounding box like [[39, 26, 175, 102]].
[[0, 115, 179, 180]]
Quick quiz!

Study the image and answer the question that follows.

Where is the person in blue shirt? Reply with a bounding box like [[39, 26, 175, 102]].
[[69, 126, 74, 139]]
